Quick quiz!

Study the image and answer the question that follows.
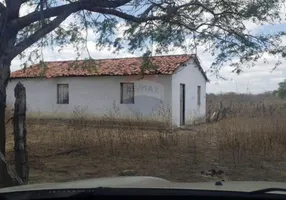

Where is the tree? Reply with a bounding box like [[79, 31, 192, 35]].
[[0, 0, 285, 186], [273, 79, 286, 99]]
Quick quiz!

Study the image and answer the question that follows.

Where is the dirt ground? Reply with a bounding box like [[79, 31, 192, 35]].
[[5, 118, 286, 185]]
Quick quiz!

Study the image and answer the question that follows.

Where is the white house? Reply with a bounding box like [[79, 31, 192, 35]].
[[7, 54, 208, 127]]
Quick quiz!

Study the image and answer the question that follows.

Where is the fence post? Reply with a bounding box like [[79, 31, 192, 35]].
[[13, 82, 29, 184]]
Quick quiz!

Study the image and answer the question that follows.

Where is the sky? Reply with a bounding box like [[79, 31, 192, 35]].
[[9, 2, 286, 95]]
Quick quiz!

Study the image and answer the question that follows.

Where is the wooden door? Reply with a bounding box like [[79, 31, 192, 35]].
[[180, 84, 185, 126]]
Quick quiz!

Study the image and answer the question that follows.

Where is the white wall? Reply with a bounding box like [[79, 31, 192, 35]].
[[7, 75, 172, 121], [171, 60, 207, 126]]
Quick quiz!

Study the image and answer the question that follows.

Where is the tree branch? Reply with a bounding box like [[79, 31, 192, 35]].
[[9, 0, 131, 30], [177, 1, 215, 16], [9, 2, 79, 30], [8, 10, 72, 60], [86, 7, 164, 22], [9, 0, 222, 33]]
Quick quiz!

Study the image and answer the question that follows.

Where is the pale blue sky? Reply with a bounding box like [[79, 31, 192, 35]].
[[204, 23, 286, 94], [256, 23, 286, 34]]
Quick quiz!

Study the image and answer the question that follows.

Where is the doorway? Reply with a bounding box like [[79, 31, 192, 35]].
[[180, 84, 185, 126]]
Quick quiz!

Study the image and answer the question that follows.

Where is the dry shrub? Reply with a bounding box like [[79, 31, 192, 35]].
[[64, 101, 172, 130], [207, 92, 286, 119], [27, 124, 184, 158], [202, 116, 286, 164], [7, 92, 286, 184], [203, 93, 286, 164], [5, 103, 180, 161], [12, 108, 195, 161], [4, 119, 201, 184]]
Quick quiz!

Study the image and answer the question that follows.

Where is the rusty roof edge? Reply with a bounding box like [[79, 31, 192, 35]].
[[32, 54, 194, 64], [9, 54, 197, 79], [9, 74, 173, 80]]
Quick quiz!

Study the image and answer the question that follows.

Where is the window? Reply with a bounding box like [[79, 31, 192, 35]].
[[57, 84, 69, 104], [120, 83, 134, 104], [197, 86, 201, 106]]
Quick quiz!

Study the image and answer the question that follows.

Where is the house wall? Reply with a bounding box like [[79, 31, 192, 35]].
[[7, 75, 172, 121], [171, 60, 207, 126]]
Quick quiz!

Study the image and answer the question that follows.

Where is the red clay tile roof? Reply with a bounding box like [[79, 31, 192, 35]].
[[10, 54, 208, 81]]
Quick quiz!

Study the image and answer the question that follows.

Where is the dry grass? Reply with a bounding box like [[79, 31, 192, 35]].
[[205, 117, 286, 162], [5, 92, 286, 184], [6, 119, 205, 184], [207, 92, 286, 118]]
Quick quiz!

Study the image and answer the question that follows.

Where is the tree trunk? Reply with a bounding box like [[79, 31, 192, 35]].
[[14, 82, 28, 184], [0, 58, 13, 188], [0, 101, 12, 188]]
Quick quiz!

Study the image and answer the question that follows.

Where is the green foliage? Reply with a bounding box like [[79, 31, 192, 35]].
[[2, 0, 286, 73], [94, 18, 119, 50], [140, 50, 157, 74], [274, 79, 286, 99]]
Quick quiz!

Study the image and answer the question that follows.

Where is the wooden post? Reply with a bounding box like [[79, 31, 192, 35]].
[[13, 82, 29, 184]]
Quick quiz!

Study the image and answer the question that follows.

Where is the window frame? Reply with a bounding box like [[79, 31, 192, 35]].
[[57, 84, 69, 104], [120, 82, 135, 104]]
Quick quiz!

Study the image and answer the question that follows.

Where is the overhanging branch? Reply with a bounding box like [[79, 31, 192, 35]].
[[9, 0, 132, 30], [11, 0, 214, 31], [86, 7, 164, 22], [8, 11, 72, 60], [9, 2, 83, 30], [9, 0, 227, 33]]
